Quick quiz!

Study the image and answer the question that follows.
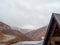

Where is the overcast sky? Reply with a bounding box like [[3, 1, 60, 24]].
[[0, 0, 60, 29]]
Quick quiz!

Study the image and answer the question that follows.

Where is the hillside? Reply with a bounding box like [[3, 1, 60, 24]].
[[0, 22, 33, 44], [26, 26, 47, 41]]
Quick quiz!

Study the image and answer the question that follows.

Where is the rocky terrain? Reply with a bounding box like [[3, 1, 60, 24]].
[[26, 26, 47, 41]]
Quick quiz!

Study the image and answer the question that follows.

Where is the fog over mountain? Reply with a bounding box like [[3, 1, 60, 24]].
[[0, 0, 60, 29]]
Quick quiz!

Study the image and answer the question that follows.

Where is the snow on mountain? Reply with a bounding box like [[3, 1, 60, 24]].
[[20, 25, 38, 30]]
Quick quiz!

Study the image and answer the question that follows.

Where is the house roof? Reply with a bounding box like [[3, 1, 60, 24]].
[[43, 13, 60, 45], [53, 13, 60, 28]]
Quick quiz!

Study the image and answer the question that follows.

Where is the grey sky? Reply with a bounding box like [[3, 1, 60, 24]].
[[0, 0, 60, 29]]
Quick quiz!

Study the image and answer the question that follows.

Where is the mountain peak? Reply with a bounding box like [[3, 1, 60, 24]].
[[0, 21, 5, 24], [0, 21, 8, 26]]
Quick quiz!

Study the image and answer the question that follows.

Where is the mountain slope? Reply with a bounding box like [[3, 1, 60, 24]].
[[12, 27, 33, 34], [0, 22, 33, 42], [26, 26, 47, 41]]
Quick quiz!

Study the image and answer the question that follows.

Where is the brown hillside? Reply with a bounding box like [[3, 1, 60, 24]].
[[26, 26, 47, 41], [0, 22, 33, 42]]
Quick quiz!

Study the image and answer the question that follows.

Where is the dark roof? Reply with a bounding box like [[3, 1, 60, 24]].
[[43, 13, 60, 45], [53, 13, 60, 27]]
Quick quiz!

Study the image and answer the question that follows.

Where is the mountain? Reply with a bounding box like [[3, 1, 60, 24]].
[[12, 27, 33, 34], [18, 28, 32, 34], [12, 25, 37, 34], [0, 22, 33, 44], [26, 26, 47, 41]]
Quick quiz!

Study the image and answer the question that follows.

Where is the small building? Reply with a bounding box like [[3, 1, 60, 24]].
[[43, 13, 60, 45]]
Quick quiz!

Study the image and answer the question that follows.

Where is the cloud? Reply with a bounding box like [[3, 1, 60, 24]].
[[0, 0, 60, 28]]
